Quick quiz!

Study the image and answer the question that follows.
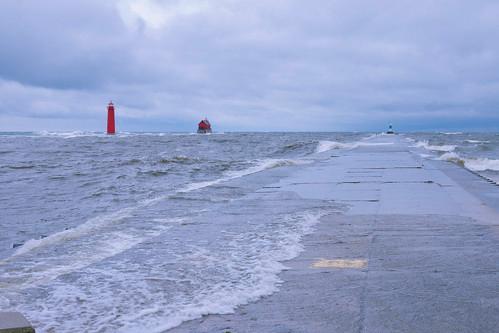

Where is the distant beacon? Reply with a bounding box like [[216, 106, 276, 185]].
[[386, 123, 395, 134], [107, 101, 115, 135]]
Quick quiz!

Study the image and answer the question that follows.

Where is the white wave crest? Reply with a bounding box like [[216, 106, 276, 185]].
[[412, 140, 456, 152], [316, 141, 356, 152], [465, 158, 499, 172], [2, 219, 184, 289], [180, 158, 309, 192], [465, 139, 490, 144], [439, 152, 499, 172], [118, 211, 327, 333], [11, 207, 136, 258], [316, 140, 393, 153]]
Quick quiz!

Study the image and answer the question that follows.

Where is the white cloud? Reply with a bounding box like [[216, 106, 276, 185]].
[[117, 0, 213, 31]]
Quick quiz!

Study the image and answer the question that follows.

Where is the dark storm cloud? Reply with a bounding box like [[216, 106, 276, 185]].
[[1, 0, 498, 131]]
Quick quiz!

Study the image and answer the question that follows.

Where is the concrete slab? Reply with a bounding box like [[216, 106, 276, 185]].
[[0, 312, 34, 333]]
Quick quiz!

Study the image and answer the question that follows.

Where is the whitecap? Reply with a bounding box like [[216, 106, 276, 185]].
[[316, 140, 393, 153], [465, 139, 490, 144], [438, 152, 499, 172], [180, 158, 310, 192], [412, 140, 456, 152]]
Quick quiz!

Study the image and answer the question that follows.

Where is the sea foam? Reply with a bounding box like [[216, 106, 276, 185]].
[[412, 140, 456, 152], [465, 139, 490, 144], [439, 152, 499, 172], [316, 140, 393, 153], [116, 211, 326, 333]]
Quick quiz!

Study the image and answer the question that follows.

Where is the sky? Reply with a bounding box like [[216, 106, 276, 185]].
[[0, 0, 498, 132]]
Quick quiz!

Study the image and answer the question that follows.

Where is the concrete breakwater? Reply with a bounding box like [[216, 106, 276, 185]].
[[0, 312, 34, 333], [169, 135, 499, 333]]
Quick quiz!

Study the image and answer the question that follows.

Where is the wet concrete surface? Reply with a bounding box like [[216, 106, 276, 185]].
[[169, 135, 499, 333]]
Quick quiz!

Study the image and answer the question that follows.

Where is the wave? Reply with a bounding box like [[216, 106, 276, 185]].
[[10, 207, 137, 258], [438, 152, 499, 172], [33, 131, 179, 138], [36, 131, 105, 138], [6, 158, 307, 260], [118, 211, 328, 333], [316, 141, 355, 152], [120, 156, 200, 168], [273, 141, 316, 156], [120, 158, 143, 166], [316, 140, 393, 153], [5, 210, 330, 332], [158, 155, 199, 165], [139, 170, 169, 177], [4, 164, 36, 170], [170, 132, 225, 136], [412, 140, 456, 152], [180, 158, 309, 192], [465, 139, 490, 144], [2, 220, 183, 289], [440, 132, 463, 135]]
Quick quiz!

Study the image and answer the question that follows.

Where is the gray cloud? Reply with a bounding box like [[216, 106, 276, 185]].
[[1, 0, 499, 131]]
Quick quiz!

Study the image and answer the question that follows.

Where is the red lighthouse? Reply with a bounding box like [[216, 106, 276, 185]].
[[107, 101, 115, 135]]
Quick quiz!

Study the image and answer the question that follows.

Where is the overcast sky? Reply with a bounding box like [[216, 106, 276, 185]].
[[1, 0, 498, 132]]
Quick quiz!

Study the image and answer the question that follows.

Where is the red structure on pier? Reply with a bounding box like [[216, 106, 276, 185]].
[[107, 101, 115, 135], [197, 118, 212, 134]]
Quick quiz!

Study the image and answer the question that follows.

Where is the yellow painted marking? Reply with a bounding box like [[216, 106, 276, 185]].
[[311, 258, 367, 269]]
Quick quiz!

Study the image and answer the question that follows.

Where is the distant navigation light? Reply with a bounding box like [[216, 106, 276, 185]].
[[387, 123, 395, 134]]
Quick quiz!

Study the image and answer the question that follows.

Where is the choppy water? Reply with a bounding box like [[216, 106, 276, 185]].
[[0, 131, 497, 332], [0, 132, 358, 332], [405, 132, 499, 184]]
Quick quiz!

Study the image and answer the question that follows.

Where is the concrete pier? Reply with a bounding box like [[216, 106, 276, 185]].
[[0, 312, 34, 333], [170, 135, 499, 333]]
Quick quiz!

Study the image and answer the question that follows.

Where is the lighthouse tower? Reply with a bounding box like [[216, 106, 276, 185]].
[[107, 101, 115, 135]]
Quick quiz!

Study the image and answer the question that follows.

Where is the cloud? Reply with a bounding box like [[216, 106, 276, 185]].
[[0, 0, 498, 131], [118, 0, 212, 31]]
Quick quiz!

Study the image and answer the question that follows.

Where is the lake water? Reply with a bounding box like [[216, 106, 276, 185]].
[[0, 131, 497, 332]]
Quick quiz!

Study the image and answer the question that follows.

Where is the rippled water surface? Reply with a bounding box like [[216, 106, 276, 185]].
[[0, 132, 360, 332], [0, 131, 497, 332]]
